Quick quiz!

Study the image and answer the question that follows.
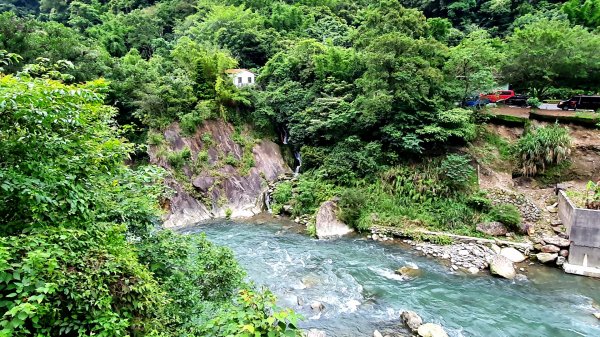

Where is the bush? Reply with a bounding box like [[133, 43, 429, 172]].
[[272, 182, 293, 205], [527, 97, 541, 108], [291, 173, 338, 216], [466, 191, 492, 211], [440, 154, 475, 192], [167, 147, 191, 169], [180, 111, 205, 136], [147, 131, 164, 146], [516, 124, 571, 176], [338, 188, 367, 229], [225, 153, 238, 166], [488, 204, 521, 230]]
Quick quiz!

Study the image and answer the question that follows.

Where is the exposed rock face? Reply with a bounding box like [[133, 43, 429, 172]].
[[536, 252, 558, 263], [500, 247, 526, 263], [401, 311, 423, 332], [417, 323, 449, 337], [476, 221, 508, 236], [489, 255, 516, 279], [543, 236, 570, 248], [315, 200, 354, 239], [148, 120, 291, 228], [541, 245, 560, 253]]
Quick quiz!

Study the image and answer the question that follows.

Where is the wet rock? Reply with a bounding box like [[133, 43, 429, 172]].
[[395, 265, 421, 278], [515, 274, 528, 282], [490, 255, 516, 279], [543, 236, 570, 248], [556, 256, 566, 266], [417, 323, 449, 337], [372, 234, 380, 241], [541, 245, 560, 253], [536, 253, 558, 264], [310, 301, 325, 312], [401, 311, 423, 332], [315, 200, 354, 239], [476, 221, 508, 236], [491, 244, 501, 254], [306, 329, 326, 337], [559, 249, 569, 257], [500, 247, 526, 263], [373, 330, 383, 337], [594, 313, 600, 320], [468, 267, 480, 274]]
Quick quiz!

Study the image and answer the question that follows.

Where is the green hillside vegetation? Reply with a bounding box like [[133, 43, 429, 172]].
[[1, 0, 599, 335]]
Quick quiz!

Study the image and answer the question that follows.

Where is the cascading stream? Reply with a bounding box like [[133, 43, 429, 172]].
[[183, 222, 600, 337], [294, 151, 302, 176]]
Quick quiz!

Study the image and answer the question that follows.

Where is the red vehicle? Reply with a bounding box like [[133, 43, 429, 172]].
[[480, 90, 515, 103]]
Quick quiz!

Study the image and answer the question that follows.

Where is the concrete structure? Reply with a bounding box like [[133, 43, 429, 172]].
[[557, 190, 600, 277], [225, 69, 255, 88]]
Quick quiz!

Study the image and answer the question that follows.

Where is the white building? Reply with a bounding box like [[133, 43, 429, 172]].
[[225, 69, 256, 88]]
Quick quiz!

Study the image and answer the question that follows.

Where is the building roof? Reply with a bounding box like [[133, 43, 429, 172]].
[[225, 68, 254, 75]]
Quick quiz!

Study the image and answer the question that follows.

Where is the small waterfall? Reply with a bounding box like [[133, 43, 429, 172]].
[[264, 191, 272, 213], [281, 129, 288, 145], [294, 151, 302, 176]]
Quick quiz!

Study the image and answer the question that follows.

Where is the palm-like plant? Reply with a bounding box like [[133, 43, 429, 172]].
[[517, 124, 571, 176]]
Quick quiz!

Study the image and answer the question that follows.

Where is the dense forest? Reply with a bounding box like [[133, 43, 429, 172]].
[[1, 0, 600, 336]]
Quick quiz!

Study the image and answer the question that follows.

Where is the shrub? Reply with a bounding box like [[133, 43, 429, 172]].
[[225, 153, 238, 166], [272, 182, 293, 205], [291, 173, 338, 216], [527, 97, 541, 108], [516, 124, 571, 176], [167, 147, 191, 169], [225, 208, 233, 219], [466, 191, 492, 211], [180, 111, 205, 136], [440, 154, 475, 192], [147, 131, 164, 146], [338, 188, 367, 229], [488, 204, 521, 230], [202, 133, 214, 146]]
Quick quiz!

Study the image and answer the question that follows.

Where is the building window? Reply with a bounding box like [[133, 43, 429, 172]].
[[248, 77, 252, 83], [238, 77, 242, 84]]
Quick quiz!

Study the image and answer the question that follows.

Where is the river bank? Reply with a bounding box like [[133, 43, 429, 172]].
[[181, 218, 600, 337]]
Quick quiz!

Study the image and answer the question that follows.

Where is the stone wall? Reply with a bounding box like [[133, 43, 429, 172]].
[[558, 190, 600, 269]]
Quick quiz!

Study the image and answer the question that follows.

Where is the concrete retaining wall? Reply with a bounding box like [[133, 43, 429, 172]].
[[557, 190, 600, 270]]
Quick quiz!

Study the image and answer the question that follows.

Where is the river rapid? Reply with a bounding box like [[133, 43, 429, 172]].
[[182, 220, 600, 337]]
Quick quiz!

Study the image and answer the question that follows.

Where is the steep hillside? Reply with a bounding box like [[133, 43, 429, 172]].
[[148, 119, 291, 227]]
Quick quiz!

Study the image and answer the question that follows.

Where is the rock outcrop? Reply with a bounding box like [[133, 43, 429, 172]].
[[476, 221, 508, 236], [401, 311, 423, 332], [500, 247, 526, 263], [315, 200, 354, 239], [148, 120, 291, 228], [489, 255, 516, 279], [417, 323, 449, 337]]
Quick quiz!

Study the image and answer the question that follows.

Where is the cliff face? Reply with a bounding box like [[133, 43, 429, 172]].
[[148, 119, 291, 228]]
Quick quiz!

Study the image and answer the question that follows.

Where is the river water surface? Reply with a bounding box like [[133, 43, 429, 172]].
[[183, 221, 600, 337]]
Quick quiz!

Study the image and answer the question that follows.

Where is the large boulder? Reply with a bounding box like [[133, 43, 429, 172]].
[[401, 311, 423, 332], [489, 255, 516, 279], [476, 222, 508, 236], [543, 236, 570, 248], [536, 252, 558, 264], [315, 200, 354, 239], [500, 247, 526, 263], [541, 245, 560, 253], [417, 323, 449, 337]]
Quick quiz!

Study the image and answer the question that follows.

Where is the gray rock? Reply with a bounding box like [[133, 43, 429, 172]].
[[541, 245, 560, 253], [543, 236, 570, 248], [490, 255, 516, 279], [401, 311, 423, 332], [310, 301, 325, 311], [476, 222, 508, 236], [559, 249, 569, 257], [491, 244, 502, 254], [373, 330, 383, 337], [395, 265, 421, 278], [315, 200, 354, 239], [536, 252, 558, 263], [500, 247, 526, 263], [192, 175, 215, 192], [556, 256, 566, 266], [417, 323, 449, 337], [468, 267, 480, 274]]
